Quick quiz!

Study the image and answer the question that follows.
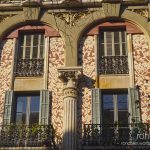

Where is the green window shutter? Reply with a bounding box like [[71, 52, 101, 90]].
[[91, 88, 101, 124], [3, 90, 14, 125], [128, 88, 141, 123], [39, 90, 50, 125]]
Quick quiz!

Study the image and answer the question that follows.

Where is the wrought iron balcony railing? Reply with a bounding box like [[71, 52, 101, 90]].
[[0, 124, 56, 148], [83, 123, 150, 147], [15, 58, 44, 77], [99, 56, 129, 74]]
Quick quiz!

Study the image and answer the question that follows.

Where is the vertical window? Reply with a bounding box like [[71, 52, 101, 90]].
[[99, 28, 129, 74], [100, 29, 127, 56], [16, 32, 45, 77], [19, 33, 45, 59], [15, 93, 40, 125], [102, 91, 128, 125]]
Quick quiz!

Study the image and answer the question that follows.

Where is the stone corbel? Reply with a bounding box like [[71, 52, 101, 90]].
[[58, 66, 83, 85], [22, 0, 41, 21], [102, 1, 121, 17]]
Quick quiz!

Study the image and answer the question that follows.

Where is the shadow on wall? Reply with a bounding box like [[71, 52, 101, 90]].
[[77, 36, 96, 150]]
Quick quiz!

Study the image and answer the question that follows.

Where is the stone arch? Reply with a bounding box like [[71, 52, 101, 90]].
[[71, 9, 150, 66], [75, 9, 150, 48]]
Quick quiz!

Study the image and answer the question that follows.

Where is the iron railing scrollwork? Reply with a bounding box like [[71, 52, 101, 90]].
[[83, 123, 150, 147], [15, 59, 44, 77], [99, 56, 129, 74], [0, 124, 56, 148]]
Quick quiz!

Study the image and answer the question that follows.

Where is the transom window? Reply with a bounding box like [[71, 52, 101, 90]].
[[19, 32, 45, 59], [102, 91, 128, 125], [15, 93, 40, 125], [100, 29, 127, 56]]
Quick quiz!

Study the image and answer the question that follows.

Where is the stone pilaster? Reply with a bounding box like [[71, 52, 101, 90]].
[[58, 67, 82, 150]]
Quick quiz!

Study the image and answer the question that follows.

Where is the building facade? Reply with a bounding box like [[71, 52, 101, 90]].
[[0, 0, 150, 150]]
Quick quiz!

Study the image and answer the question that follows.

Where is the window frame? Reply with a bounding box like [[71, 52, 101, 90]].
[[14, 92, 40, 125], [99, 27, 127, 56], [18, 31, 45, 60], [101, 90, 129, 125]]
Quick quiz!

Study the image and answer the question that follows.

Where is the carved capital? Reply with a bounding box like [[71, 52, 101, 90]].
[[63, 87, 77, 99], [58, 66, 83, 84]]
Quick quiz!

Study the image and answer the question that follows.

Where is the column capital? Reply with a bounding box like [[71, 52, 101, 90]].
[[58, 66, 83, 83]]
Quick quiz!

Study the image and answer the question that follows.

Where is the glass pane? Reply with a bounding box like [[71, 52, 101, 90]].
[[25, 47, 30, 58], [30, 96, 40, 112], [122, 43, 126, 55], [114, 31, 119, 43], [32, 46, 38, 58], [100, 32, 104, 43], [102, 94, 113, 109], [26, 35, 31, 46], [106, 32, 112, 44], [118, 111, 128, 125], [33, 34, 39, 46], [40, 46, 44, 58], [107, 44, 112, 56], [30, 112, 39, 125], [121, 31, 125, 42], [41, 34, 45, 45], [103, 110, 114, 124], [114, 44, 120, 55], [16, 96, 27, 124], [30, 96, 40, 125], [117, 94, 128, 110]]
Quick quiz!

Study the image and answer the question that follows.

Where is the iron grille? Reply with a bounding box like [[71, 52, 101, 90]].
[[15, 59, 44, 77], [0, 125, 56, 148], [99, 56, 129, 74], [83, 123, 150, 147]]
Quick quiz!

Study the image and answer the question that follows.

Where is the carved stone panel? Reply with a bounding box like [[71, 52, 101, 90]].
[[102, 3, 121, 17]]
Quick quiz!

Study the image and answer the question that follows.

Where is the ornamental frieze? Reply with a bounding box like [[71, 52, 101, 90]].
[[51, 11, 91, 27], [0, 14, 16, 23], [127, 9, 148, 19]]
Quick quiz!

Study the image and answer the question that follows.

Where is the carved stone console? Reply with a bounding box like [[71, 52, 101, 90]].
[[58, 66, 82, 150]]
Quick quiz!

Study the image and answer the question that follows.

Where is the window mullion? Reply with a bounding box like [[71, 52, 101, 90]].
[[38, 35, 41, 59], [104, 32, 107, 56], [30, 35, 34, 59], [112, 32, 115, 56], [113, 94, 118, 123], [26, 96, 31, 126], [23, 35, 26, 59], [119, 32, 123, 56]]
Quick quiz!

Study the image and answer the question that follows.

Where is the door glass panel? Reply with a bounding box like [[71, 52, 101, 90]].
[[15, 94, 40, 125], [102, 94, 114, 124]]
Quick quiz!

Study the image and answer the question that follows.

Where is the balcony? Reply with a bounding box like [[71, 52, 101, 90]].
[[82, 123, 150, 149], [15, 59, 44, 77], [0, 124, 56, 149], [99, 56, 129, 74]]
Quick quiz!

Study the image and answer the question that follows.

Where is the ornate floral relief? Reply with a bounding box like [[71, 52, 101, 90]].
[[0, 14, 16, 23], [0, 39, 14, 125], [48, 37, 64, 148], [52, 11, 91, 27], [127, 9, 148, 18], [77, 36, 96, 148], [132, 34, 150, 124]]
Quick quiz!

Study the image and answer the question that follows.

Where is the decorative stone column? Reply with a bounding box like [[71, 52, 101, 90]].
[[58, 67, 82, 150]]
